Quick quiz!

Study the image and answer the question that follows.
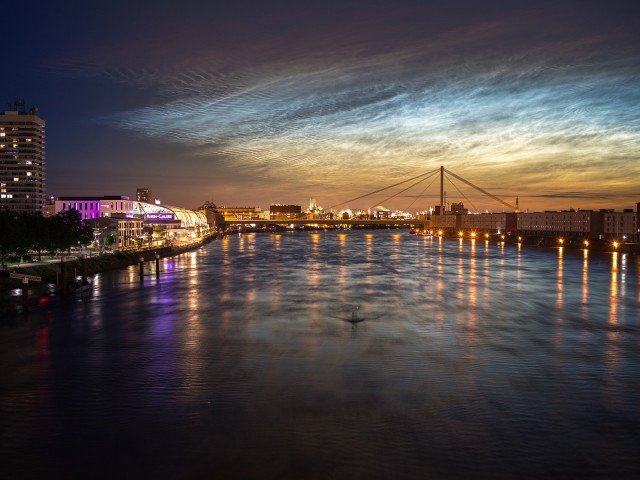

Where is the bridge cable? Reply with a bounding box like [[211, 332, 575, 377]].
[[445, 173, 479, 212], [327, 167, 440, 211], [404, 174, 439, 212], [444, 168, 516, 211], [372, 169, 439, 210]]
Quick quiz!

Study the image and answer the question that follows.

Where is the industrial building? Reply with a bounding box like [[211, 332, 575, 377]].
[[429, 200, 639, 244], [603, 210, 639, 242], [516, 210, 604, 237], [460, 212, 517, 233]]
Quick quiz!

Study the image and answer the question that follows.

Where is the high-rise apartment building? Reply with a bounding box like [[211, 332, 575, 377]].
[[0, 102, 46, 214], [136, 187, 153, 203]]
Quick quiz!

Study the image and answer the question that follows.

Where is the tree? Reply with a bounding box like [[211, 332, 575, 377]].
[[0, 209, 94, 263], [45, 215, 66, 256], [103, 234, 115, 248], [0, 210, 18, 266], [9, 213, 34, 262], [55, 209, 93, 253], [28, 214, 48, 261]]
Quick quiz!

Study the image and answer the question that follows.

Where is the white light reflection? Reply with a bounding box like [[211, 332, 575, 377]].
[[557, 247, 564, 309], [582, 249, 589, 305], [365, 233, 374, 296], [338, 233, 348, 305], [604, 251, 621, 408], [610, 252, 618, 325], [468, 239, 477, 327], [220, 236, 232, 303]]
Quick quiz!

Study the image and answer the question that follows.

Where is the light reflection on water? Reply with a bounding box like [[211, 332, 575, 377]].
[[1, 230, 639, 479]]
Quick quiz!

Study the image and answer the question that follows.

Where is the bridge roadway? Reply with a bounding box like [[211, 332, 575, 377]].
[[225, 219, 427, 227]]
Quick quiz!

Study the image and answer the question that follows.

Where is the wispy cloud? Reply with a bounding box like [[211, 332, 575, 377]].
[[48, 1, 640, 209]]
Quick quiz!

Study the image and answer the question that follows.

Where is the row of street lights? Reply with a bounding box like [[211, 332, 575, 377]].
[[436, 229, 623, 250], [558, 237, 620, 250]]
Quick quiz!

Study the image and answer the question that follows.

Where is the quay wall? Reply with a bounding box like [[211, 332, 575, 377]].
[[0, 233, 218, 294]]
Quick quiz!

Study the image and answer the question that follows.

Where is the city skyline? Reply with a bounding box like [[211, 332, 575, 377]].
[[2, 0, 639, 211]]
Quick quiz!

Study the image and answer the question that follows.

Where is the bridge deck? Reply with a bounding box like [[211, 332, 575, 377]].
[[225, 219, 427, 226]]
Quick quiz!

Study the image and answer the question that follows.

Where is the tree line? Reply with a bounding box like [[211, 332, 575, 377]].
[[0, 209, 93, 265]]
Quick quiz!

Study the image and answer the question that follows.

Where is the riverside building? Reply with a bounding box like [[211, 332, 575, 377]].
[[218, 206, 265, 221], [89, 216, 144, 250], [516, 210, 604, 238], [55, 196, 134, 220], [0, 103, 46, 214], [460, 212, 517, 233], [603, 208, 639, 242], [270, 204, 301, 220], [54, 195, 209, 248]]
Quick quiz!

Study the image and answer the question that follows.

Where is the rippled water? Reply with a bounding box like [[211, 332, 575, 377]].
[[1, 231, 639, 479]]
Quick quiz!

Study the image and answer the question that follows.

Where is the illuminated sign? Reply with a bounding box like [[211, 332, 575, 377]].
[[144, 213, 175, 222]]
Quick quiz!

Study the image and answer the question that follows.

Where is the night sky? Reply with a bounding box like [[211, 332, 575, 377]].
[[3, 0, 639, 211]]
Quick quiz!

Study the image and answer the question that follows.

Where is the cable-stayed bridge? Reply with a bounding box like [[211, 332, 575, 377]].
[[224, 166, 516, 227]]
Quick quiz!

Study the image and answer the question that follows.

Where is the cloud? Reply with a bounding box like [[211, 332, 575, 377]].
[[47, 0, 640, 209]]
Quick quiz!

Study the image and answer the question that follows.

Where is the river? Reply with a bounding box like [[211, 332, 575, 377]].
[[1, 231, 639, 479]]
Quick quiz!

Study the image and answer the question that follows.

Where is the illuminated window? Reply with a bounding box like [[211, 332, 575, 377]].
[[0, 132, 4, 137], [27, 172, 32, 176], [26, 160, 32, 165], [13, 177, 19, 182]]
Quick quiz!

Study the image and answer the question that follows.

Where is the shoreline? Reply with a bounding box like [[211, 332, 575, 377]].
[[0, 232, 219, 298]]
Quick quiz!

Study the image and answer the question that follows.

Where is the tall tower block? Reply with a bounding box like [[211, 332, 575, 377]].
[[0, 102, 46, 214]]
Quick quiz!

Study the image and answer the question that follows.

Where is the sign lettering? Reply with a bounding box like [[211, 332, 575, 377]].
[[10, 272, 42, 282], [144, 213, 175, 221]]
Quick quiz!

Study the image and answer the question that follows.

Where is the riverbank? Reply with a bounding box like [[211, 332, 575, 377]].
[[0, 232, 219, 296]]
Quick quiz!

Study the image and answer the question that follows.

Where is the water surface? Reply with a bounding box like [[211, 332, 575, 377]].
[[1, 231, 639, 479]]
